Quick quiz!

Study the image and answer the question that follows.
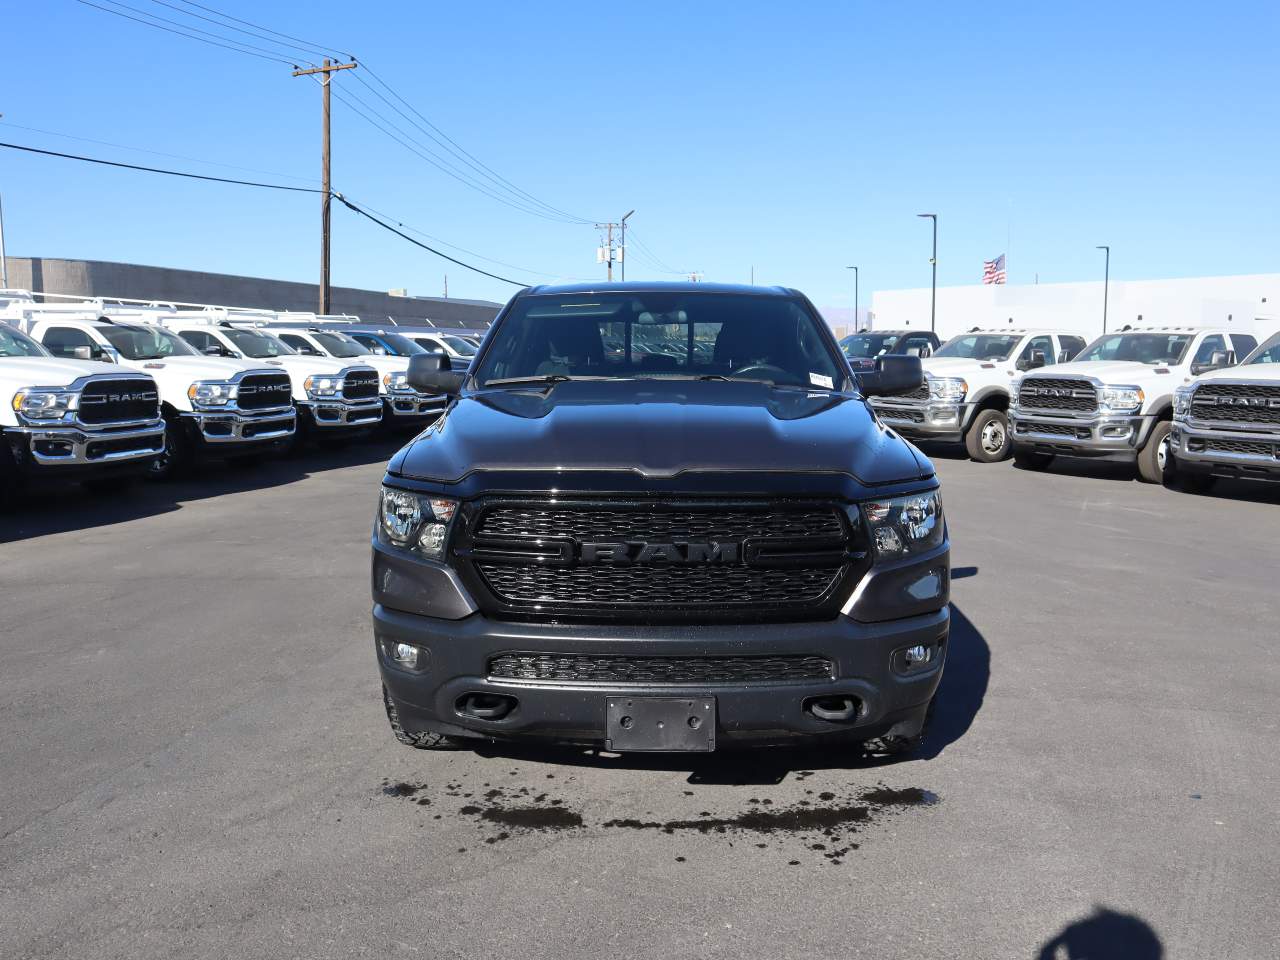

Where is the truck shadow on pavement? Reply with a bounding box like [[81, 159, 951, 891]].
[[1035, 907, 1162, 959], [0, 434, 408, 544], [471, 602, 989, 786]]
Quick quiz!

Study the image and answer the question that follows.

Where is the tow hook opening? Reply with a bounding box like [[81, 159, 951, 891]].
[[804, 695, 860, 723], [456, 692, 517, 721]]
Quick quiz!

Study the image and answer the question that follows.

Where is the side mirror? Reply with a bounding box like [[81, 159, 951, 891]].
[[406, 352, 465, 396], [73, 345, 94, 361], [1058, 348, 1075, 363], [918, 344, 933, 358], [205, 344, 225, 357], [857, 354, 924, 397], [372, 346, 388, 356], [904, 346, 922, 357], [1192, 350, 1235, 375], [1028, 349, 1047, 369]]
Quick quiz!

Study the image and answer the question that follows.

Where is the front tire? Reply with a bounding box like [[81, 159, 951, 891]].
[[1013, 448, 1055, 470], [1137, 421, 1172, 484], [147, 419, 191, 482], [965, 409, 1012, 462], [383, 686, 464, 751]]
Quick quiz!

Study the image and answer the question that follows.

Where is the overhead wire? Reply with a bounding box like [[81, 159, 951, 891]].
[[71, 0, 300, 65], [142, 0, 339, 62]]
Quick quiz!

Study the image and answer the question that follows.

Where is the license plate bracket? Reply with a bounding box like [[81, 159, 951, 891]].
[[605, 696, 716, 752]]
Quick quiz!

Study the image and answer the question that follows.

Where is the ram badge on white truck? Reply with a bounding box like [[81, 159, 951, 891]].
[[1009, 327, 1256, 482], [1, 299, 297, 479], [869, 329, 1087, 462], [0, 322, 164, 495], [1169, 330, 1280, 490], [159, 317, 383, 437], [258, 324, 447, 424]]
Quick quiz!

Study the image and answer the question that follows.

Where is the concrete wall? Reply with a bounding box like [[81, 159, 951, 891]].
[[870, 273, 1280, 342], [2, 257, 503, 331]]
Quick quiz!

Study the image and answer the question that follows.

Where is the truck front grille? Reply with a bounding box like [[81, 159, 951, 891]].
[[903, 382, 930, 401], [236, 373, 293, 410], [459, 500, 859, 623], [1190, 383, 1280, 427], [1018, 378, 1097, 412], [489, 653, 834, 685], [342, 370, 380, 400], [77, 379, 159, 424]]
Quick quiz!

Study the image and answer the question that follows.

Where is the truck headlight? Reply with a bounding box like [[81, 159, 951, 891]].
[[382, 372, 411, 393], [860, 490, 945, 559], [12, 389, 77, 421], [1173, 386, 1192, 419], [188, 380, 237, 408], [304, 374, 341, 399], [929, 378, 967, 402], [1099, 385, 1144, 413], [378, 487, 458, 559]]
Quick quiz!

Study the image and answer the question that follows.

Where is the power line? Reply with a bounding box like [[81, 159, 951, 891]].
[[0, 140, 325, 192], [142, 0, 333, 62], [625, 228, 686, 274], [72, 0, 299, 65], [168, 0, 351, 60]]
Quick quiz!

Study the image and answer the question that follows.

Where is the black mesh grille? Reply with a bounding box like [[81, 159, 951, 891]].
[[342, 370, 380, 400], [1204, 438, 1277, 456], [1191, 383, 1280, 426], [78, 379, 159, 424], [1018, 378, 1097, 412], [489, 653, 834, 684], [880, 408, 925, 423], [464, 501, 854, 620], [904, 382, 930, 401], [236, 373, 293, 410], [1019, 421, 1079, 437]]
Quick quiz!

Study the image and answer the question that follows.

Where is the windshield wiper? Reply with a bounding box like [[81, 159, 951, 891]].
[[482, 374, 576, 387]]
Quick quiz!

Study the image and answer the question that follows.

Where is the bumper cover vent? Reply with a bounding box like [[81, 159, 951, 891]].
[[489, 652, 834, 685]]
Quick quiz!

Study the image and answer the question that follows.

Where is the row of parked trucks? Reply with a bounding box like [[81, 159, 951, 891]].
[[841, 324, 1280, 489], [0, 290, 482, 494]]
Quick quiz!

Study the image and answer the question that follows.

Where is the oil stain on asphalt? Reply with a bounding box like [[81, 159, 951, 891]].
[[381, 776, 937, 866]]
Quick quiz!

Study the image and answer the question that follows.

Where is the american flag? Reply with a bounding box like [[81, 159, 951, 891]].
[[982, 254, 1006, 285]]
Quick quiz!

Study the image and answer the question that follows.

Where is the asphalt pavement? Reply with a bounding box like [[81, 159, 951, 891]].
[[2, 440, 1278, 959]]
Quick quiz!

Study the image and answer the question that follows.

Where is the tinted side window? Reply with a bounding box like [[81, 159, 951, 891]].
[[1193, 335, 1226, 364], [1230, 334, 1257, 358], [279, 334, 319, 355], [351, 334, 383, 353], [1020, 336, 1055, 366], [42, 326, 97, 358], [1059, 336, 1086, 360], [178, 330, 214, 354]]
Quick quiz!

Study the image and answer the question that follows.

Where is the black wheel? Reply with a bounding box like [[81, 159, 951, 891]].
[[1137, 421, 1172, 484], [383, 686, 464, 751], [1013, 448, 1055, 470], [964, 409, 1012, 462], [147, 419, 190, 482], [0, 439, 22, 509]]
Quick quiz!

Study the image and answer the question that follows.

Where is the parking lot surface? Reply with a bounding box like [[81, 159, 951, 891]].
[[2, 442, 1278, 959]]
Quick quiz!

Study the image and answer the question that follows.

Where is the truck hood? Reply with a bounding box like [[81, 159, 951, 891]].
[[1029, 360, 1184, 386], [391, 379, 934, 496], [353, 355, 409, 378], [1191, 364, 1280, 384], [127, 356, 275, 381], [0, 356, 146, 385], [921, 357, 1011, 379]]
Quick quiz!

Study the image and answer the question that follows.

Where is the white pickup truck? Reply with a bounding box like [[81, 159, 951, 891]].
[[0, 317, 164, 496], [1009, 326, 1258, 482], [253, 320, 447, 425], [159, 313, 384, 439], [2, 297, 296, 478], [869, 328, 1088, 462], [1169, 330, 1280, 490]]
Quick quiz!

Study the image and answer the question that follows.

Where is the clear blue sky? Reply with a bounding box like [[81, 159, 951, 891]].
[[2, 1, 1277, 315]]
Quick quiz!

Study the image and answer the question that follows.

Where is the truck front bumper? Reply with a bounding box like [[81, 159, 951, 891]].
[[375, 605, 949, 749], [1171, 421, 1280, 481], [1010, 409, 1154, 461], [183, 406, 296, 445], [300, 398, 383, 429], [871, 400, 970, 443], [383, 394, 448, 420], [9, 420, 166, 468]]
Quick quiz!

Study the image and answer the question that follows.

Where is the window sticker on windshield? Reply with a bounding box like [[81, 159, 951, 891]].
[[810, 373, 833, 389]]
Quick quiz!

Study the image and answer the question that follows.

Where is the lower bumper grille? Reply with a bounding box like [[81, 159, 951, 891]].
[[881, 407, 925, 423], [489, 652, 834, 685], [1021, 421, 1081, 437], [1203, 438, 1277, 457]]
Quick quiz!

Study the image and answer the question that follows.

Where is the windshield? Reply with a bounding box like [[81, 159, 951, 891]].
[[1244, 334, 1280, 365], [934, 334, 1021, 361], [99, 324, 196, 361], [312, 332, 369, 358], [0, 325, 50, 358], [473, 292, 845, 389], [840, 333, 901, 359], [1075, 333, 1194, 365], [224, 329, 297, 359], [441, 334, 478, 356]]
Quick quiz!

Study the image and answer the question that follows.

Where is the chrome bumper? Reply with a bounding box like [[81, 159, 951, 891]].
[[871, 400, 970, 441], [384, 394, 447, 418], [183, 405, 296, 443], [303, 397, 383, 428], [1171, 421, 1280, 474], [1010, 409, 1153, 459], [11, 420, 166, 467]]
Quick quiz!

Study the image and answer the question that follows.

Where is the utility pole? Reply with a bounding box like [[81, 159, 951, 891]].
[[1096, 245, 1110, 335], [619, 210, 634, 282], [443, 274, 448, 298], [917, 213, 937, 332], [595, 222, 619, 280], [293, 58, 357, 313], [0, 191, 8, 289]]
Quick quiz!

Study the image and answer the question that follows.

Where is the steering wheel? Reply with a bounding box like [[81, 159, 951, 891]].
[[731, 363, 792, 382]]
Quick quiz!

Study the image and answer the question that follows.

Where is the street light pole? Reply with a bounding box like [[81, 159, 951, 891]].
[[620, 209, 634, 282], [1096, 245, 1110, 335], [846, 265, 859, 331], [918, 213, 937, 332]]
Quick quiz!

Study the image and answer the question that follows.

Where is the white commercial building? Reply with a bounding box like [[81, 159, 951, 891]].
[[869, 273, 1280, 343]]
